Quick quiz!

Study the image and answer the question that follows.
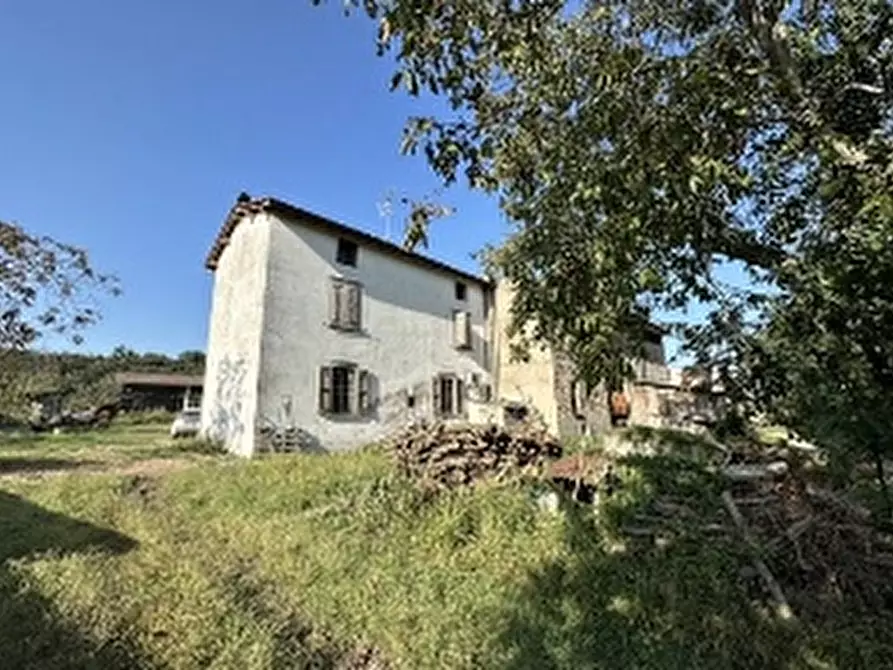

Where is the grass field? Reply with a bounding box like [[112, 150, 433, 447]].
[[0, 424, 890, 669], [0, 422, 221, 476]]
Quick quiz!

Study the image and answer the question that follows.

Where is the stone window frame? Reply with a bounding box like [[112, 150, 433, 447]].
[[319, 362, 371, 417]]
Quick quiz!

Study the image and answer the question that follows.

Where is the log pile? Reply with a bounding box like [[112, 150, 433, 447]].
[[615, 443, 893, 621], [723, 463, 893, 620], [386, 422, 562, 489]]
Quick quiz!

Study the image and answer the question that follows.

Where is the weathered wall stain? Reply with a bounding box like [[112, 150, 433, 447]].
[[208, 354, 248, 444]]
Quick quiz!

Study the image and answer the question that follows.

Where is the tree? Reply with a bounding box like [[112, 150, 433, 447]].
[[317, 0, 893, 506], [1, 220, 120, 353], [708, 176, 893, 516]]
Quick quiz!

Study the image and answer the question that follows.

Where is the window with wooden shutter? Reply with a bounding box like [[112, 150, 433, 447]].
[[453, 310, 471, 349], [321, 363, 374, 418], [432, 373, 464, 417]]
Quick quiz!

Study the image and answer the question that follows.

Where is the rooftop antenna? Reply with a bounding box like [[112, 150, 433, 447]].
[[376, 189, 395, 242]]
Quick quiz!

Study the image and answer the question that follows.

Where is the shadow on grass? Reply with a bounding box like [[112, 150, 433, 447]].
[[0, 491, 157, 669], [493, 454, 882, 669]]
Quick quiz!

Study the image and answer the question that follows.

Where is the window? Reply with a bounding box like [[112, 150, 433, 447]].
[[455, 281, 467, 301], [330, 278, 362, 331], [336, 238, 358, 267], [433, 373, 465, 417], [184, 388, 202, 410], [453, 310, 471, 349], [319, 364, 372, 416]]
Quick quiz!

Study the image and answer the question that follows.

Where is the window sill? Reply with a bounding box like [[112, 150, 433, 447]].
[[328, 323, 367, 336], [319, 412, 375, 423]]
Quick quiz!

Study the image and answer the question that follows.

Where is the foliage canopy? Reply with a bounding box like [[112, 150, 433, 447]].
[[318, 0, 893, 503]]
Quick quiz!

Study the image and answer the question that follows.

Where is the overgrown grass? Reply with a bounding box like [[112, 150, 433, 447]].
[[0, 422, 220, 475], [0, 427, 891, 668], [114, 409, 178, 426]]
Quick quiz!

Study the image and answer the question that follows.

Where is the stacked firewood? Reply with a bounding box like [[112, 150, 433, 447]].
[[386, 421, 562, 489], [721, 461, 893, 620], [614, 443, 893, 622]]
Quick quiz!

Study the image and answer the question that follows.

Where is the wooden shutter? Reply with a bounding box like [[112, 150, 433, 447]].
[[466, 313, 472, 349], [330, 280, 343, 327], [319, 366, 333, 413], [346, 283, 361, 331], [456, 378, 465, 416], [432, 376, 442, 416], [358, 370, 370, 414], [453, 311, 471, 349]]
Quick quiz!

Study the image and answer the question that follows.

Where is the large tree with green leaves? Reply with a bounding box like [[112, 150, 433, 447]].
[[1, 220, 119, 353], [319, 0, 893, 502], [1, 220, 120, 418]]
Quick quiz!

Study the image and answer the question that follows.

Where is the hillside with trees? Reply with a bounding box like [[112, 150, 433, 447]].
[[0, 348, 205, 423]]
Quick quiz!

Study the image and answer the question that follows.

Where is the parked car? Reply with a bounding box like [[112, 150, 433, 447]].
[[170, 408, 201, 438]]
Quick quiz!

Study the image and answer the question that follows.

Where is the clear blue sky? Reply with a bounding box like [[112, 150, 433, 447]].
[[0, 0, 505, 356]]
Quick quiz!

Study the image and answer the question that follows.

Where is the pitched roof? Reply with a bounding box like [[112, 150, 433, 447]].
[[205, 193, 493, 287], [114, 372, 204, 388]]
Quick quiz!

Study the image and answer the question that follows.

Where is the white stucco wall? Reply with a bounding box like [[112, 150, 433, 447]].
[[255, 212, 493, 452], [200, 212, 271, 456]]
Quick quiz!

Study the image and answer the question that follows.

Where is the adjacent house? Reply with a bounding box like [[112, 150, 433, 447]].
[[200, 193, 716, 456]]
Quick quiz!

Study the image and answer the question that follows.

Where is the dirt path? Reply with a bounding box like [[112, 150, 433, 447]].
[[0, 457, 204, 480]]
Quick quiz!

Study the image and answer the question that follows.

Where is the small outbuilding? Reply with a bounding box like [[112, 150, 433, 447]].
[[114, 372, 203, 412]]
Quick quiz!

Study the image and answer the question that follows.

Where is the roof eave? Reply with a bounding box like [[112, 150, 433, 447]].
[[204, 193, 494, 288]]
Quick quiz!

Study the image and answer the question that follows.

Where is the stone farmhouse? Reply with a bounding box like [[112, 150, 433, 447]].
[[200, 193, 713, 456]]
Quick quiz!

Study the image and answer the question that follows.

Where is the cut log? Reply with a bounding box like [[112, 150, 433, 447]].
[[721, 461, 790, 481], [721, 490, 797, 623]]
